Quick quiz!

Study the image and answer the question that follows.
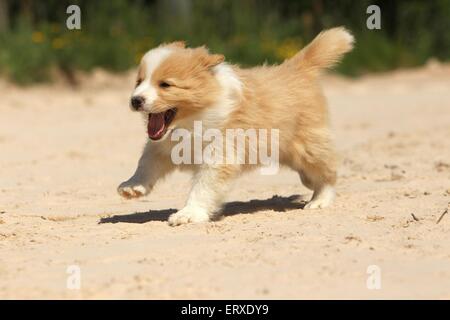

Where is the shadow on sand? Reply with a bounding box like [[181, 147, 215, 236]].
[[99, 194, 306, 224]]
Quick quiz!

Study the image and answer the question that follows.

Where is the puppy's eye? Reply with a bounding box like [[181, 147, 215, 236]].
[[136, 79, 142, 87], [159, 81, 171, 88]]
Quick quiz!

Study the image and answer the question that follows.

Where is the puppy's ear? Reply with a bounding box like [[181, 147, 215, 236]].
[[167, 41, 186, 49], [194, 47, 224, 69], [203, 53, 225, 69]]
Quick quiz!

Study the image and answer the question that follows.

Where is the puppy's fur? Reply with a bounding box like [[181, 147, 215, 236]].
[[118, 27, 354, 226]]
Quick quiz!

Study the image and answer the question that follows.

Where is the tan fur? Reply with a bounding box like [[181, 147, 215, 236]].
[[119, 27, 354, 225]]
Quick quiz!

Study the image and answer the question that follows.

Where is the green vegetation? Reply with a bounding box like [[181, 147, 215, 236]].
[[0, 0, 449, 84]]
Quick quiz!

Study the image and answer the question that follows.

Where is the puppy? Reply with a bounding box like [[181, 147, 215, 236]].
[[118, 27, 354, 226]]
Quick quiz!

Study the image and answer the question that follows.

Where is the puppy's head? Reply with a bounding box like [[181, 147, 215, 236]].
[[131, 41, 225, 141]]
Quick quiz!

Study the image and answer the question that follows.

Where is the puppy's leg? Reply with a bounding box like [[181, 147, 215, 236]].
[[302, 178, 336, 209], [168, 165, 238, 226], [301, 157, 337, 209], [292, 137, 337, 209], [299, 171, 315, 190], [118, 142, 174, 199]]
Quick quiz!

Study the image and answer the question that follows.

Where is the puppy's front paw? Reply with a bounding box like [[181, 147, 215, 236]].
[[168, 206, 210, 226], [117, 180, 150, 199]]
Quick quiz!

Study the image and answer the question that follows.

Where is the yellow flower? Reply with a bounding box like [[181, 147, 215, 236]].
[[261, 37, 277, 53], [32, 31, 45, 43], [276, 38, 303, 60], [50, 23, 60, 33], [52, 37, 65, 49]]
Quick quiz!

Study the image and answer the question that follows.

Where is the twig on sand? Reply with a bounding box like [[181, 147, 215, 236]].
[[410, 213, 420, 221], [436, 209, 448, 224]]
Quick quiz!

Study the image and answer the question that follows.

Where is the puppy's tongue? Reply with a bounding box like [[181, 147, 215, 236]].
[[147, 113, 166, 140]]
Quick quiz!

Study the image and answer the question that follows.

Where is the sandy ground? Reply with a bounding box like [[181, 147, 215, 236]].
[[0, 63, 449, 299]]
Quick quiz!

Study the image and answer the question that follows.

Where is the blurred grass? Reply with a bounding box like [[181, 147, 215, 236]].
[[0, 0, 449, 84]]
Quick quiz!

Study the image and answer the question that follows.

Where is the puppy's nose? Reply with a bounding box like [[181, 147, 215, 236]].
[[131, 96, 145, 110]]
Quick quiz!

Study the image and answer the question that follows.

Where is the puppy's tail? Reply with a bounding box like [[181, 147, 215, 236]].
[[288, 27, 354, 74]]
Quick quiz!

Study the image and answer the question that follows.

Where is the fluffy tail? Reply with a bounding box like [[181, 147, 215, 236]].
[[289, 27, 354, 73]]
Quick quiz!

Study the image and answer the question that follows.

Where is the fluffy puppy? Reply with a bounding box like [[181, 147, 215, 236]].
[[118, 27, 354, 226]]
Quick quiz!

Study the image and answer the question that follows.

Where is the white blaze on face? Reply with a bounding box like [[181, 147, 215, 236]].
[[133, 47, 172, 110]]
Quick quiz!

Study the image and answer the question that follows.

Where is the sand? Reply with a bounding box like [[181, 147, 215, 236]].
[[0, 63, 449, 299]]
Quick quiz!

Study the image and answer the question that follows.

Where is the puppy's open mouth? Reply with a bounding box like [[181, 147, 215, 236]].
[[147, 108, 177, 140]]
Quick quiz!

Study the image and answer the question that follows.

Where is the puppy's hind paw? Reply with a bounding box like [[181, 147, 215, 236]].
[[304, 185, 335, 209], [117, 181, 150, 199], [168, 206, 210, 226], [304, 199, 330, 209]]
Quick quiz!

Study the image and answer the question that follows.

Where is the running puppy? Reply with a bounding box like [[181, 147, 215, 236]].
[[118, 27, 354, 226]]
